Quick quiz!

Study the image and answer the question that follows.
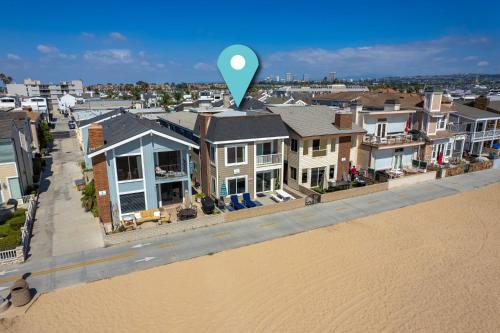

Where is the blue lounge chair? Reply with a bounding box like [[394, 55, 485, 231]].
[[242, 192, 257, 208], [230, 195, 245, 210]]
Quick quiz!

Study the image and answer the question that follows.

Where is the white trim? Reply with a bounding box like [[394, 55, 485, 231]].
[[211, 136, 288, 145], [112, 150, 122, 221], [140, 137, 148, 209], [117, 178, 144, 184], [224, 143, 248, 167], [225, 175, 248, 197], [118, 189, 146, 195], [214, 144, 219, 198], [0, 162, 17, 168], [87, 129, 198, 158]]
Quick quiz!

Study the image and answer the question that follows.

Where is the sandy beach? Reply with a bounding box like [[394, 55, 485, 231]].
[[3, 183, 500, 332]]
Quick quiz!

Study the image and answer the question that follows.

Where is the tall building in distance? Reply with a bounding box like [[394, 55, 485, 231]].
[[328, 72, 336, 83], [7, 78, 84, 111], [285, 73, 294, 83], [303, 74, 310, 82]]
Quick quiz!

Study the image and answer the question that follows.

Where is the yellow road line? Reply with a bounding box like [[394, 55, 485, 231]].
[[159, 242, 178, 249], [259, 222, 276, 228], [211, 231, 231, 238], [335, 207, 349, 212], [0, 251, 135, 285]]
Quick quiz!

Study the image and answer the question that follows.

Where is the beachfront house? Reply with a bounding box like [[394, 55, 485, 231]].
[[86, 113, 198, 231], [268, 106, 366, 190], [196, 110, 289, 199]]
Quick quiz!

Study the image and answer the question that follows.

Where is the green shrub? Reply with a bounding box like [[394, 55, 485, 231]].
[[0, 233, 21, 251], [8, 216, 25, 231]]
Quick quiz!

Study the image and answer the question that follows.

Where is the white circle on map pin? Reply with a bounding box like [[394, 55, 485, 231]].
[[230, 55, 246, 70]]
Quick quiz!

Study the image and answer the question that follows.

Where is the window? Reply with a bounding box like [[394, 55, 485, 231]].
[[290, 138, 298, 152], [445, 143, 452, 156], [116, 155, 142, 181], [257, 142, 273, 155], [226, 145, 246, 165], [120, 192, 145, 214], [437, 117, 446, 129], [227, 177, 246, 195], [290, 167, 297, 180], [302, 169, 308, 183], [312, 139, 321, 151], [376, 122, 387, 138], [330, 138, 336, 152], [209, 143, 216, 164], [211, 176, 216, 195], [329, 165, 335, 179], [310, 167, 325, 188]]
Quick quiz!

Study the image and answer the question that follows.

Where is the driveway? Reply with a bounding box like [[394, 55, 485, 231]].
[[28, 116, 104, 260]]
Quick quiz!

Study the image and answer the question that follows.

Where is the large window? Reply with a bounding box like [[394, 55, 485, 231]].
[[120, 192, 145, 214], [227, 177, 246, 195], [116, 155, 143, 181], [226, 145, 246, 165], [311, 167, 325, 188], [290, 138, 298, 152], [257, 142, 273, 155]]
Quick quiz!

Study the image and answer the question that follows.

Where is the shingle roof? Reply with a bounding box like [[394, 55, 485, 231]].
[[90, 113, 197, 154], [197, 110, 289, 143], [313, 90, 424, 109], [0, 112, 27, 137], [454, 103, 500, 120], [157, 111, 199, 131], [268, 106, 366, 137]]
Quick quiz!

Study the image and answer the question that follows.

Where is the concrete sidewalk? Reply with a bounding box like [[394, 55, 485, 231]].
[[28, 119, 104, 260], [2, 168, 498, 296]]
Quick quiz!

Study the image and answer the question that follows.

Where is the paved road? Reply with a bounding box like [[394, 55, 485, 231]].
[[28, 116, 104, 260], [0, 168, 498, 297]]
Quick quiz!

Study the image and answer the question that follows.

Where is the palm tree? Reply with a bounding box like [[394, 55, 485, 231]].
[[173, 91, 183, 104], [0, 73, 13, 85], [159, 91, 172, 111]]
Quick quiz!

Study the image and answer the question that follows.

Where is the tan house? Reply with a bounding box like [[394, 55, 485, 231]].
[[197, 110, 289, 199], [268, 106, 366, 191]]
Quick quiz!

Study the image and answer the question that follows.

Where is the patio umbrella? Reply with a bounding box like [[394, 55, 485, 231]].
[[220, 183, 227, 198]]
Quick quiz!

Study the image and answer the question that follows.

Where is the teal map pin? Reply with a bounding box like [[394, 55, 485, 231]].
[[217, 44, 259, 108]]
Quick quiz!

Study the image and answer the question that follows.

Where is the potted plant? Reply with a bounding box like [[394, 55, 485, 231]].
[[194, 192, 206, 203]]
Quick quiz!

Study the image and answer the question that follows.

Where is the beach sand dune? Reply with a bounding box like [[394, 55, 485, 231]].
[[3, 184, 500, 332]]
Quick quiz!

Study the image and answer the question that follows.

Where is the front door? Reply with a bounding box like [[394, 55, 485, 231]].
[[256, 171, 272, 193], [393, 154, 403, 170]]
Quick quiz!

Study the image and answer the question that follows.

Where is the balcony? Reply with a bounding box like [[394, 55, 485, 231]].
[[472, 129, 499, 140], [256, 153, 282, 166], [362, 133, 424, 148], [155, 163, 186, 180]]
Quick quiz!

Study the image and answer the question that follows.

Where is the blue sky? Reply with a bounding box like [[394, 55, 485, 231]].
[[1, 0, 499, 84]]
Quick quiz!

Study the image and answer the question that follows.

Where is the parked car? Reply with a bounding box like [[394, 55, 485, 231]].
[[68, 121, 76, 129]]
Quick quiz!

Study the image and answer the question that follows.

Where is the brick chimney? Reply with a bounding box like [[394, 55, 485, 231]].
[[198, 114, 213, 196], [88, 123, 112, 229], [88, 123, 105, 151], [334, 111, 352, 130]]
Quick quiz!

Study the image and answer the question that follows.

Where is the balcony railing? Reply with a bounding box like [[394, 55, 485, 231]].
[[472, 129, 499, 140], [256, 153, 282, 165], [446, 123, 468, 133], [155, 163, 186, 179], [363, 134, 423, 146], [311, 149, 327, 157]]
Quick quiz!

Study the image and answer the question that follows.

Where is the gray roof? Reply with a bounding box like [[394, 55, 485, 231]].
[[90, 113, 197, 154], [77, 109, 125, 127], [454, 103, 500, 120], [0, 112, 27, 138], [268, 106, 366, 137], [157, 111, 199, 132], [196, 110, 289, 143]]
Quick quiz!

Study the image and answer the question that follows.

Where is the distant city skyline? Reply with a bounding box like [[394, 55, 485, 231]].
[[1, 0, 499, 84]]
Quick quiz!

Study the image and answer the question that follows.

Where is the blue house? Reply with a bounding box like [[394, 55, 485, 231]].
[[86, 113, 198, 229]]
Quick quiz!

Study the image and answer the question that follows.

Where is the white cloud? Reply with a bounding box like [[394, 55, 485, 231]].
[[156, 63, 165, 68], [193, 62, 216, 71], [7, 53, 21, 60], [109, 32, 127, 41], [464, 55, 479, 61], [80, 32, 94, 39], [477, 61, 489, 67], [84, 49, 132, 64], [37, 44, 59, 54]]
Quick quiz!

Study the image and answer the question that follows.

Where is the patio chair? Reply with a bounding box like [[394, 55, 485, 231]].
[[242, 192, 257, 208], [230, 195, 245, 210], [215, 196, 226, 211], [155, 166, 167, 177]]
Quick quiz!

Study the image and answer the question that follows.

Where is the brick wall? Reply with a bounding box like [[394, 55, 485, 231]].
[[88, 123, 112, 225], [334, 112, 352, 129], [337, 136, 351, 181]]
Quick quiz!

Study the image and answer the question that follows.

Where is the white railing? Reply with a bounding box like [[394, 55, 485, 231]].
[[472, 130, 499, 140], [0, 195, 37, 264], [256, 153, 282, 166], [446, 123, 468, 133], [363, 134, 422, 146]]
